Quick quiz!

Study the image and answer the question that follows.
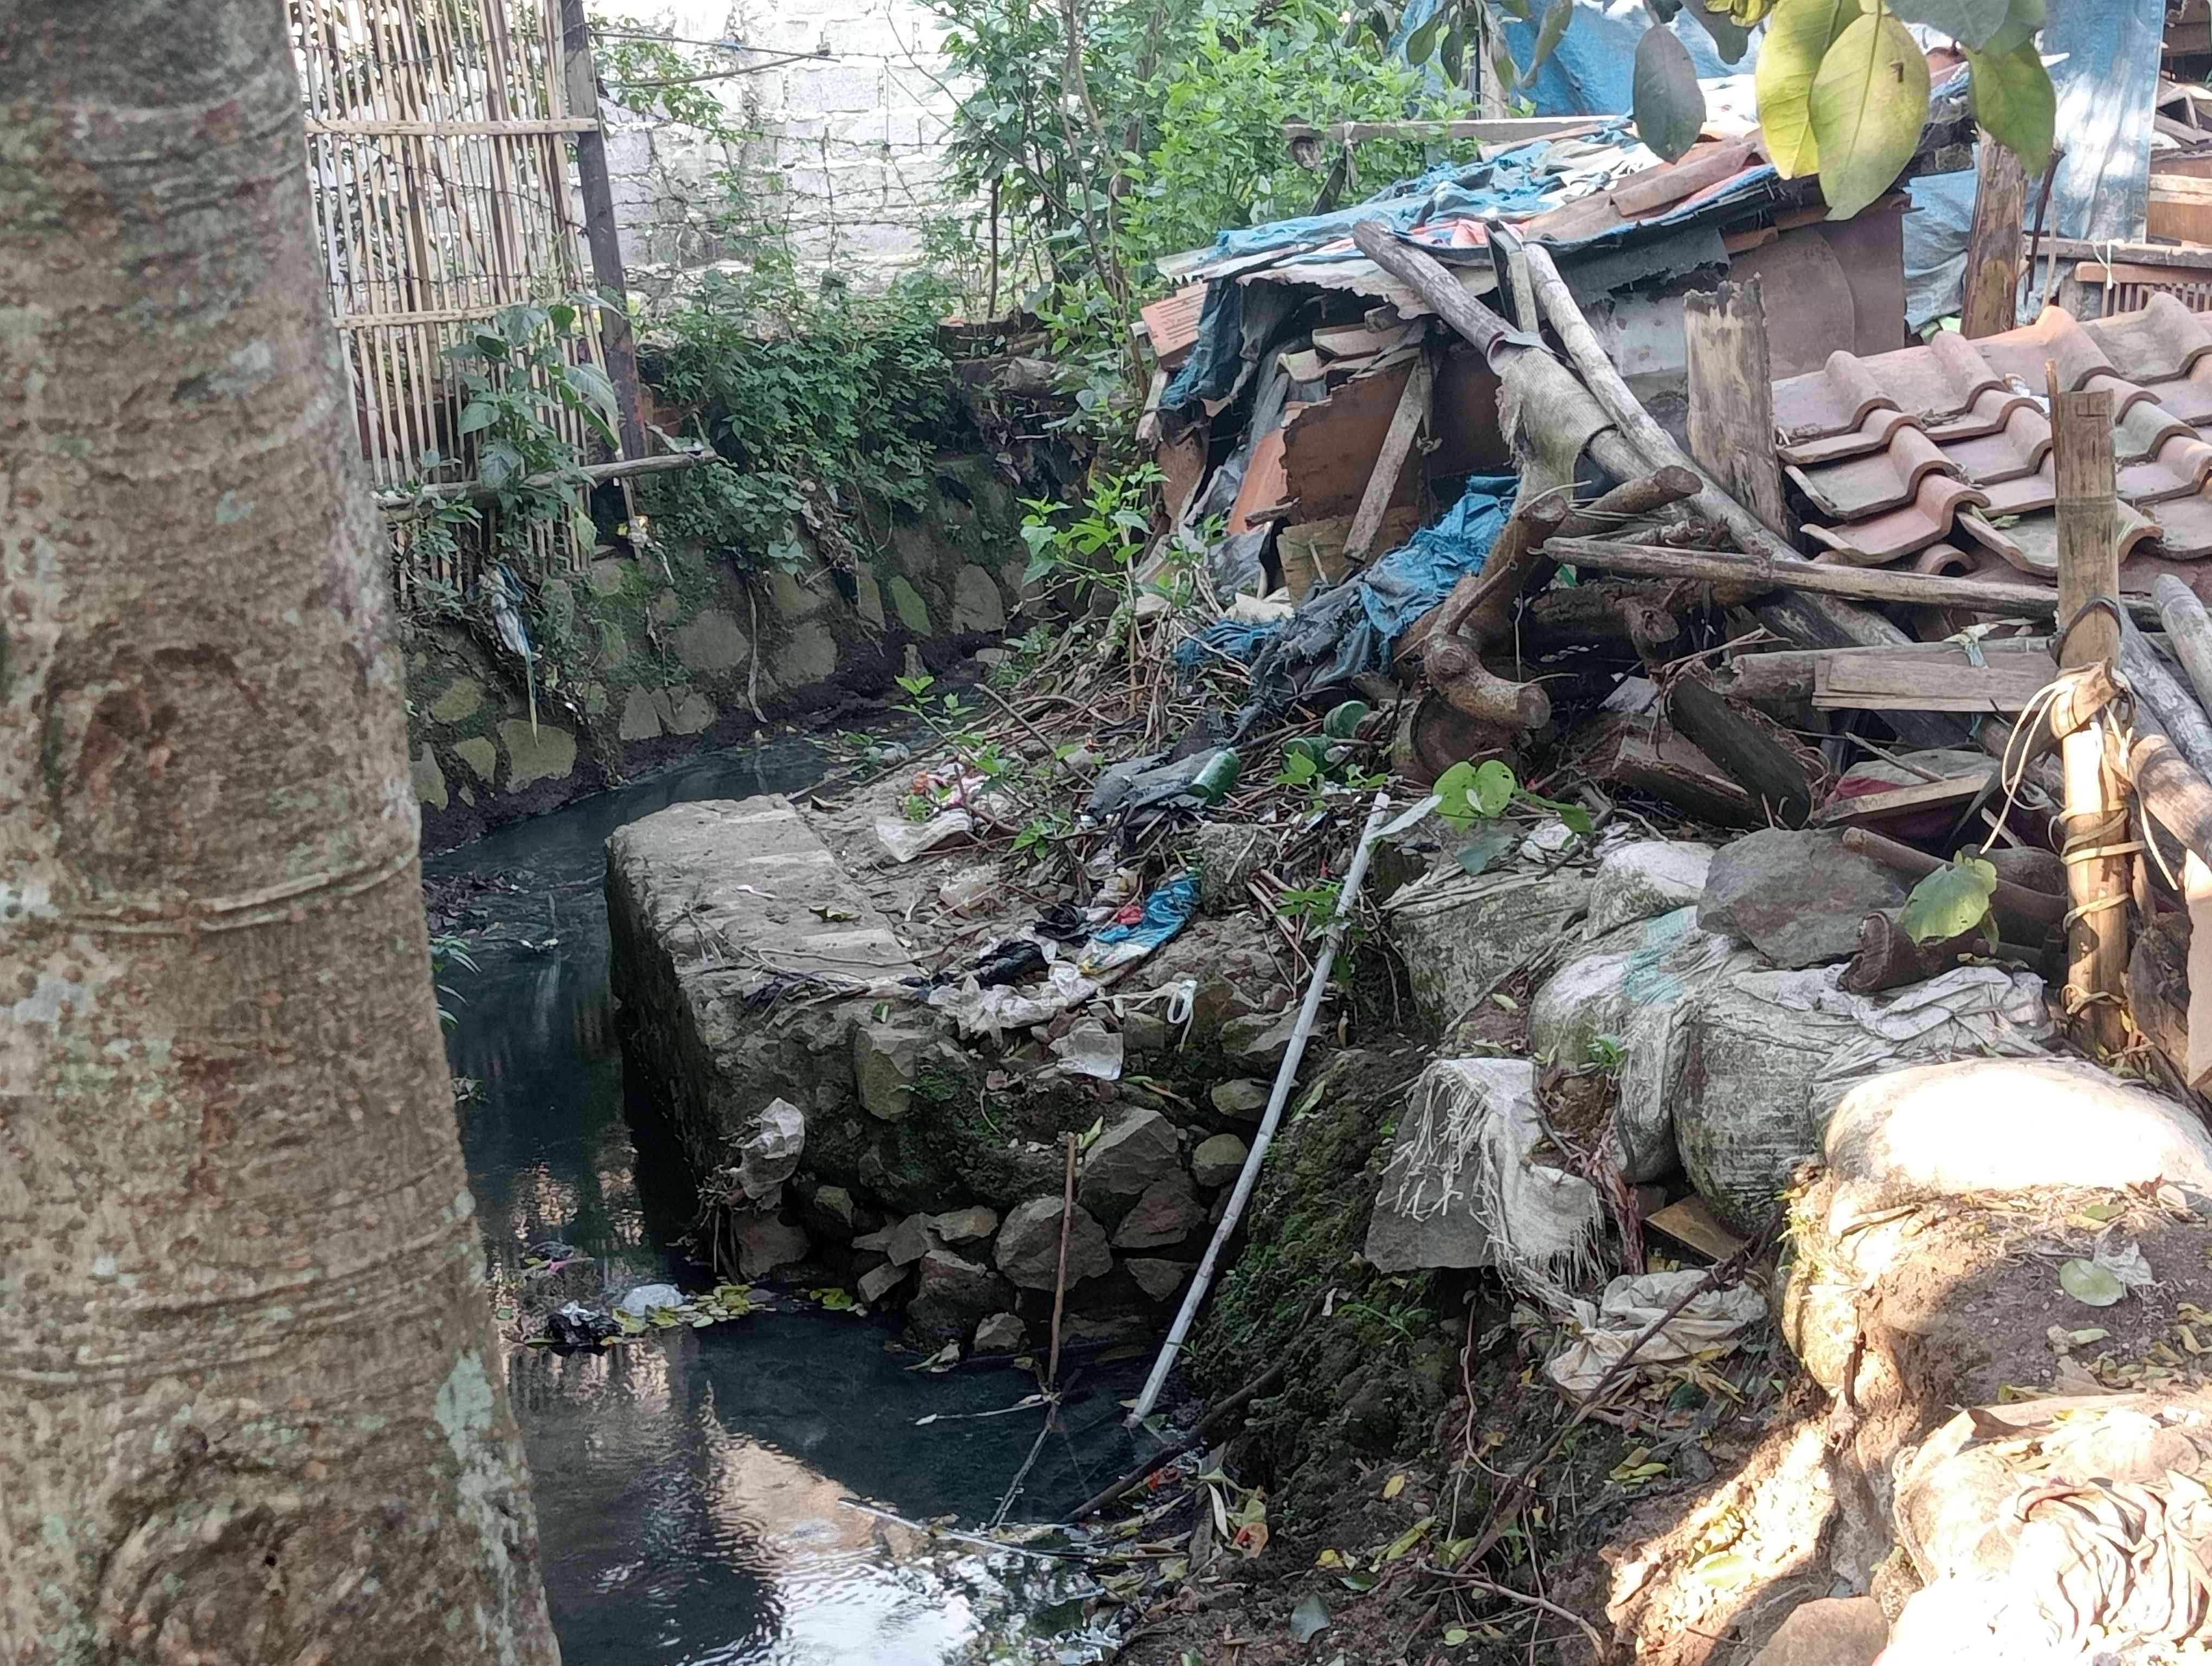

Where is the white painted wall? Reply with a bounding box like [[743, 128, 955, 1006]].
[[591, 0, 971, 289]]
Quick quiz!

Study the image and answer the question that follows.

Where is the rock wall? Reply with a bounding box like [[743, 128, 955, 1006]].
[[403, 453, 1024, 848]]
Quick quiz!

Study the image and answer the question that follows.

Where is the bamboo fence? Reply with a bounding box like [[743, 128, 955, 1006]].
[[290, 0, 615, 589]]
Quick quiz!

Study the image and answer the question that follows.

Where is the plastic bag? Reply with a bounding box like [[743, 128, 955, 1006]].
[[545, 1302, 618, 1347], [875, 809, 973, 863], [615, 1283, 685, 1317], [1545, 1271, 1768, 1393], [1077, 876, 1200, 977]]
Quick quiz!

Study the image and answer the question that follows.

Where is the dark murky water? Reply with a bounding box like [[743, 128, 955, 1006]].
[[427, 735, 1146, 1664]]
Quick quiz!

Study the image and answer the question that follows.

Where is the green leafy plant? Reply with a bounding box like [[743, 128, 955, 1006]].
[[1896, 852, 1997, 943], [1433, 758, 1591, 834], [429, 934, 478, 1029]]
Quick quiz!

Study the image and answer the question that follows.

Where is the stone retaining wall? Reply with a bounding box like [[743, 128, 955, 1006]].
[[403, 452, 1025, 848]]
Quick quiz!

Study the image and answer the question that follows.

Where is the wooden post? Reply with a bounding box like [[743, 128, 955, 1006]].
[[2050, 374, 2130, 1055], [1343, 348, 1433, 565], [558, 0, 650, 463], [1683, 279, 1789, 536], [1961, 134, 2028, 338]]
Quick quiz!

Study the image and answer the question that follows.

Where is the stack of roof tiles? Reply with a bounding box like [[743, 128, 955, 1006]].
[[1772, 296, 2212, 577]]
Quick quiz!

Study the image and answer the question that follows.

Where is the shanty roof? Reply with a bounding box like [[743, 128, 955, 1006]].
[[1773, 296, 2212, 574]]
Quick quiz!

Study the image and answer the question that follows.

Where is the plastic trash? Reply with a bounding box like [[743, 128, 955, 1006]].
[[1188, 747, 1242, 805], [615, 1283, 685, 1317], [1545, 1271, 1767, 1393], [1051, 1019, 1126, 1080], [874, 808, 973, 863], [968, 938, 1047, 988], [545, 1303, 618, 1347], [938, 864, 998, 914], [1078, 876, 1201, 976], [1084, 748, 1240, 821]]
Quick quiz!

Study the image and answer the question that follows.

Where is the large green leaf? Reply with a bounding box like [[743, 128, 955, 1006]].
[[1756, 0, 1864, 179], [1965, 35, 2055, 174], [1809, 9, 1931, 219], [1524, 0, 1576, 80], [1896, 855, 1996, 944], [1633, 25, 1706, 163], [1983, 0, 2044, 56], [1885, 0, 2009, 48], [1681, 0, 1752, 64]]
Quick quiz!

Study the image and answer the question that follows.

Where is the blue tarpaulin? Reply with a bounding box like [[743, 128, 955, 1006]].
[[1494, 1, 1754, 116], [1226, 475, 1519, 734]]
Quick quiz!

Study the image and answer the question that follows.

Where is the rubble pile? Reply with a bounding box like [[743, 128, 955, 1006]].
[[593, 63, 2212, 1666]]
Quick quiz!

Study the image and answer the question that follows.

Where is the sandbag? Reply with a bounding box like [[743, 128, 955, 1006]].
[[1675, 966, 2054, 1235], [1365, 1058, 1602, 1299], [1824, 1056, 2212, 1231], [1526, 907, 1759, 1182], [1545, 1269, 1766, 1394], [1584, 840, 1713, 940], [1384, 864, 1593, 1028]]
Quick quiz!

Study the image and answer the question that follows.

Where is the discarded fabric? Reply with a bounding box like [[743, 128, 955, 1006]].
[[1544, 1271, 1768, 1394], [876, 808, 973, 863], [545, 1302, 618, 1348], [615, 1283, 685, 1317]]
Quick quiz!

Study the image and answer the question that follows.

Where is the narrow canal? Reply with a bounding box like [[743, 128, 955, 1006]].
[[426, 734, 1147, 1664]]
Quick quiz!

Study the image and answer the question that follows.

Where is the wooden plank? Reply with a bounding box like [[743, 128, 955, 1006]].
[[1810, 773, 1997, 828], [1343, 351, 1433, 566], [2053, 380, 2129, 1056], [1962, 132, 2027, 338], [1279, 507, 1422, 599], [2188, 854, 2212, 1091], [561, 0, 646, 462], [1683, 280, 1788, 538], [1811, 653, 2057, 711], [1667, 677, 1814, 826], [1607, 139, 1757, 220], [1644, 1197, 1746, 1261]]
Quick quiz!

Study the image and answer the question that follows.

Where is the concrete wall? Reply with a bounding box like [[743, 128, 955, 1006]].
[[403, 453, 1026, 849], [593, 0, 972, 289]]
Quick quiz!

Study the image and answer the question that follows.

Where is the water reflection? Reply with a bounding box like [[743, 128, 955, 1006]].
[[429, 732, 1142, 1664]]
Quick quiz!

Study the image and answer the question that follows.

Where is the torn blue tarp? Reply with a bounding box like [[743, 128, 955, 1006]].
[[1904, 168, 1975, 330], [2046, 0, 2160, 242], [1175, 617, 1278, 670], [1230, 475, 1518, 734], [1079, 877, 1200, 976]]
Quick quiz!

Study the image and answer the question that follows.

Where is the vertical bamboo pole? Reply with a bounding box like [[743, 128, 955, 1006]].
[[2050, 367, 2130, 1056], [558, 0, 648, 461]]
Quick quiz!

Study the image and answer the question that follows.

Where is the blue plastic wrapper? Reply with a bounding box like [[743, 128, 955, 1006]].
[[1079, 876, 1201, 976]]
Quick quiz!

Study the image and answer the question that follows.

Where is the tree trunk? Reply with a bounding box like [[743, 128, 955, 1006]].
[[0, 7, 561, 1662]]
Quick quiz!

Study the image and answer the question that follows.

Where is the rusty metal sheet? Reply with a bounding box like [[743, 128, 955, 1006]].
[[1140, 285, 1208, 370], [1280, 358, 1423, 524]]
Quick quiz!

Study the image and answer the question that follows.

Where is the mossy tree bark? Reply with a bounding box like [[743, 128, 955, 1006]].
[[0, 5, 561, 1662]]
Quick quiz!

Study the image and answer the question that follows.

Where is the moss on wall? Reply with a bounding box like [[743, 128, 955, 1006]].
[[403, 452, 1031, 849], [1188, 1045, 1454, 1505]]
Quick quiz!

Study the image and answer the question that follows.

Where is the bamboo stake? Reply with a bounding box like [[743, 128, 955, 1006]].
[[1047, 1132, 1076, 1392], [2050, 374, 2130, 1056], [1127, 791, 1394, 1426]]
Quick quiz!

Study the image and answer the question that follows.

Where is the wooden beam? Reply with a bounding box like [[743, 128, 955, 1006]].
[[376, 448, 710, 517], [1811, 772, 1997, 828], [1343, 349, 1433, 565], [560, 0, 650, 463], [2052, 380, 2129, 1055], [1961, 132, 2028, 338], [1540, 535, 2165, 625], [1683, 279, 1787, 537]]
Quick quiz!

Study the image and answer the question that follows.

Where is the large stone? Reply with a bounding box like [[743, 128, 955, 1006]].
[[769, 567, 824, 618], [619, 685, 664, 741], [855, 1022, 933, 1120], [973, 1311, 1026, 1354], [889, 575, 933, 634], [1698, 829, 1907, 970], [853, 566, 886, 628], [951, 564, 1006, 633], [1126, 1257, 1191, 1301], [1221, 1009, 1299, 1072], [1191, 1132, 1250, 1189], [858, 1261, 908, 1305], [429, 676, 484, 723], [906, 1247, 1014, 1343], [929, 1203, 999, 1244], [730, 1097, 806, 1203], [453, 736, 497, 782], [666, 690, 717, 736], [733, 1212, 811, 1280], [800, 1183, 861, 1241], [994, 1197, 1113, 1289], [1078, 1107, 1181, 1213], [411, 746, 448, 810], [1746, 1598, 1888, 1666], [672, 608, 751, 675], [588, 555, 629, 596], [882, 1212, 937, 1267], [1112, 1172, 1206, 1249], [498, 720, 577, 789], [1210, 1079, 1270, 1122], [774, 621, 839, 686]]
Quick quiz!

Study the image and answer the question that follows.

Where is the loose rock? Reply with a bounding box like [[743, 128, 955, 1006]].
[[973, 1311, 1026, 1354], [1747, 1597, 1888, 1666], [732, 1213, 811, 1280], [1190, 1131, 1250, 1189], [928, 1203, 999, 1244], [881, 1213, 938, 1267], [994, 1197, 1114, 1288], [906, 1247, 1013, 1343], [1113, 1172, 1206, 1249], [1125, 1257, 1191, 1300], [857, 1261, 908, 1305], [854, 1021, 933, 1120], [1210, 1078, 1270, 1122], [1078, 1106, 1182, 1214], [1697, 828, 1907, 969], [1220, 1008, 1299, 1072]]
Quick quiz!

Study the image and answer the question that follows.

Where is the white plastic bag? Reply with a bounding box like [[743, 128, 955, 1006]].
[[875, 808, 973, 863], [1545, 1270, 1767, 1393]]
